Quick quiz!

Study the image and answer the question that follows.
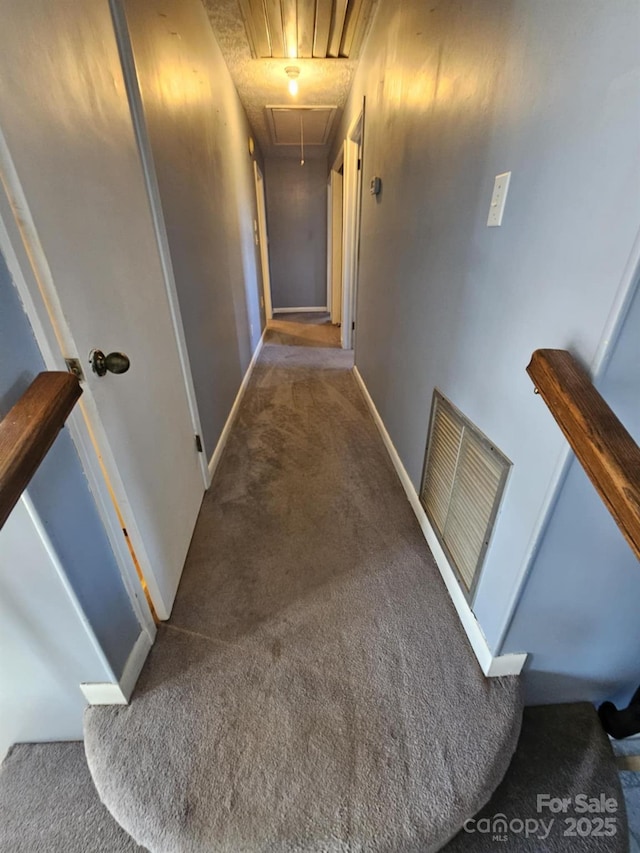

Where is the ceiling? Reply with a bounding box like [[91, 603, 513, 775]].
[[201, 0, 377, 160]]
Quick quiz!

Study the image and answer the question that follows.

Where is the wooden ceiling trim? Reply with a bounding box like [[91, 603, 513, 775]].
[[238, 0, 372, 59], [326, 0, 348, 57], [340, 0, 365, 57], [297, 0, 315, 58], [282, 0, 298, 58], [237, 0, 261, 58], [264, 0, 286, 57], [239, 0, 272, 56], [346, 0, 373, 57], [313, 0, 333, 58]]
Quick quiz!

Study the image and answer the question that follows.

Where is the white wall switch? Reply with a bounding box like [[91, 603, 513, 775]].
[[487, 171, 511, 227]]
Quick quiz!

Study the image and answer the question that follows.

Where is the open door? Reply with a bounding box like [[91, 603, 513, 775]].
[[254, 162, 273, 321], [341, 108, 364, 350], [0, 0, 205, 620]]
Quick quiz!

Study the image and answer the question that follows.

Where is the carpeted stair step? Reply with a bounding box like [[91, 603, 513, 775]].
[[0, 742, 145, 853], [0, 704, 629, 852], [443, 702, 629, 851]]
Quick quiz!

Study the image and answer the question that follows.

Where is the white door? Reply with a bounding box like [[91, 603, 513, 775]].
[[0, 0, 205, 619], [254, 162, 273, 321]]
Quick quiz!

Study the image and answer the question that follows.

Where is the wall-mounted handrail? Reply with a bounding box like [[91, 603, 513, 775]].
[[0, 372, 82, 530], [527, 349, 640, 561]]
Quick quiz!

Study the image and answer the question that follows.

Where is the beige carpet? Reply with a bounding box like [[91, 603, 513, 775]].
[[85, 342, 522, 852]]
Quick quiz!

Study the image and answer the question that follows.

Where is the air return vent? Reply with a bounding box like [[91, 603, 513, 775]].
[[420, 392, 511, 600]]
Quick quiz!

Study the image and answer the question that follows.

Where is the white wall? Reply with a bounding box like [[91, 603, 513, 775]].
[[332, 0, 640, 665], [0, 498, 112, 761]]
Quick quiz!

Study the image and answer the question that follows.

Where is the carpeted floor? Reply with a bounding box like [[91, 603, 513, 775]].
[[85, 341, 523, 851], [0, 742, 145, 852]]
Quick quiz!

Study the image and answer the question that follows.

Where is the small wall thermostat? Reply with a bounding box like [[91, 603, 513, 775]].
[[370, 176, 381, 196]]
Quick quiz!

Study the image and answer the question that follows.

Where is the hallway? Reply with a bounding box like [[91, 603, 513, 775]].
[[83, 327, 521, 851], [1, 0, 639, 848], [1, 321, 631, 851]]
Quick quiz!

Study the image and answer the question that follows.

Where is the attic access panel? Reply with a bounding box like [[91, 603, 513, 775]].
[[266, 106, 337, 146]]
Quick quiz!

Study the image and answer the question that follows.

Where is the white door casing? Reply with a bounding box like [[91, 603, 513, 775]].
[[341, 108, 364, 350], [0, 0, 204, 620], [254, 162, 273, 321], [329, 165, 344, 326], [326, 182, 332, 316]]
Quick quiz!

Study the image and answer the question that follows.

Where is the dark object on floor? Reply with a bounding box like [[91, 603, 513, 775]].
[[620, 770, 640, 852], [600, 684, 640, 739], [0, 742, 146, 853], [444, 703, 628, 851], [85, 344, 522, 853]]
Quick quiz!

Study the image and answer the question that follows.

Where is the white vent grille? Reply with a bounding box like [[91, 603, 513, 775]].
[[420, 392, 510, 599]]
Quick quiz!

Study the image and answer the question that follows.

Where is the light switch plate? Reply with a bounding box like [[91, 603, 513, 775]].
[[487, 171, 511, 227]]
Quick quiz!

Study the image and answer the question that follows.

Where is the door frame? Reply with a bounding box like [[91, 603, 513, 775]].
[[0, 131, 157, 641], [253, 161, 273, 321], [341, 106, 364, 350], [326, 181, 332, 317], [328, 147, 344, 326]]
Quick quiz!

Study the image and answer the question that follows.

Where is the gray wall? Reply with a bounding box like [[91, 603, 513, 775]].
[[503, 279, 640, 706], [0, 251, 140, 678], [265, 157, 328, 310], [122, 0, 265, 460], [332, 0, 640, 693]]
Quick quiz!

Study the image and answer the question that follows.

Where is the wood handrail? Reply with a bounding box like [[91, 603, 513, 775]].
[[0, 372, 82, 529], [527, 349, 640, 561]]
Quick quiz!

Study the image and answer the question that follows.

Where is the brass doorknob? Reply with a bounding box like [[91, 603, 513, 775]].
[[90, 349, 130, 377]]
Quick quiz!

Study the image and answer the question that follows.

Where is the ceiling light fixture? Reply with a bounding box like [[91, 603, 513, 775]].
[[285, 66, 299, 97]]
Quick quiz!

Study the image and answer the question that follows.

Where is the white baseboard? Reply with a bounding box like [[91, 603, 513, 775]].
[[272, 306, 328, 314], [352, 366, 527, 679], [207, 328, 266, 486], [80, 629, 153, 705]]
